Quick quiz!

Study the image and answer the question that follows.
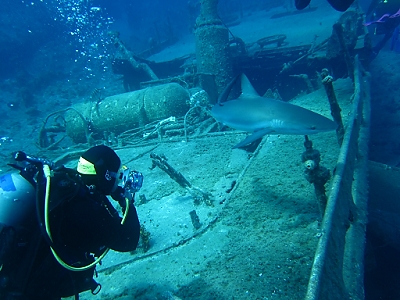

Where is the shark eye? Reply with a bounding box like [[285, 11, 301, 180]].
[[310, 125, 317, 130]]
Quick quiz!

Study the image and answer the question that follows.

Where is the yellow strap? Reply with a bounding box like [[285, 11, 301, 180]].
[[43, 164, 130, 272]]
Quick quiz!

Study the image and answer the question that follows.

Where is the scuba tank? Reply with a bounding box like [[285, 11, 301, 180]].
[[0, 172, 36, 228], [0, 151, 54, 228], [0, 153, 46, 296]]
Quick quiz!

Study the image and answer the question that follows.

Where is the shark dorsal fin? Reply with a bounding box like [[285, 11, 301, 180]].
[[240, 74, 260, 99]]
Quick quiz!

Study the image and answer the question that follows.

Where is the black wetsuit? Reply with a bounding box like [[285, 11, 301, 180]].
[[1, 169, 140, 300]]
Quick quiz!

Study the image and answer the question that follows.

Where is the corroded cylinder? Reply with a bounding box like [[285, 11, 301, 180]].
[[198, 0, 219, 20], [195, 0, 233, 103], [65, 83, 190, 143]]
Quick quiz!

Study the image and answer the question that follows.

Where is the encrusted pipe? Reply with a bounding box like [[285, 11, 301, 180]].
[[189, 210, 202, 230], [302, 136, 331, 218], [65, 83, 189, 143], [195, 0, 233, 102], [108, 31, 158, 80], [150, 152, 213, 206], [321, 69, 345, 146], [333, 23, 354, 81]]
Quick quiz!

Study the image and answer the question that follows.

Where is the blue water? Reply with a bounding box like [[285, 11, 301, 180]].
[[1, 0, 185, 79], [0, 0, 264, 80]]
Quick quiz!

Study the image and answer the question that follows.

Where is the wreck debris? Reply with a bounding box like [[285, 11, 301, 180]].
[[333, 23, 354, 80], [301, 136, 331, 218], [289, 74, 314, 93], [262, 88, 282, 100], [150, 152, 213, 206], [279, 38, 329, 74], [189, 210, 202, 230], [256, 34, 287, 48], [195, 0, 233, 97], [65, 83, 190, 144], [139, 225, 151, 253], [320, 68, 345, 145], [108, 31, 159, 81], [38, 108, 91, 150]]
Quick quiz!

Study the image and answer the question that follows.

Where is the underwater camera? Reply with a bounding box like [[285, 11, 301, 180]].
[[120, 168, 143, 194]]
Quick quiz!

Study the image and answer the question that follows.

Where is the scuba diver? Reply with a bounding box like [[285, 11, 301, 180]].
[[0, 145, 142, 299], [365, 0, 400, 60], [295, 0, 355, 11]]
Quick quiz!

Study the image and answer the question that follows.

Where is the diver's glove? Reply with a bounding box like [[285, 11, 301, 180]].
[[111, 186, 135, 210], [111, 186, 125, 202], [110, 170, 142, 211]]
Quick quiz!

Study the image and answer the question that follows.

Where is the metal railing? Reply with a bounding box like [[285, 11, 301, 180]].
[[305, 55, 371, 300]]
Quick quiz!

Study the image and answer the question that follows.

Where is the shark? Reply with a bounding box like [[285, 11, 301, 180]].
[[211, 74, 337, 148]]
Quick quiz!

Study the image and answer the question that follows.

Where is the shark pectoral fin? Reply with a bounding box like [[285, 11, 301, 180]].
[[233, 128, 273, 149]]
